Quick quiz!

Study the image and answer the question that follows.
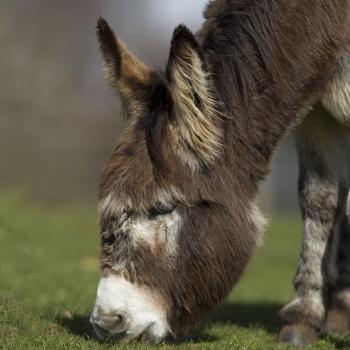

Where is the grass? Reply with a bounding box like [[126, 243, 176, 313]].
[[0, 192, 349, 349]]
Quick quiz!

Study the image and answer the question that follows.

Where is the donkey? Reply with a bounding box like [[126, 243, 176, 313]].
[[90, 0, 350, 346]]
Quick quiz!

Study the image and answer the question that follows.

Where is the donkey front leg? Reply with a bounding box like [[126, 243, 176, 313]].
[[279, 110, 349, 347], [325, 207, 350, 336]]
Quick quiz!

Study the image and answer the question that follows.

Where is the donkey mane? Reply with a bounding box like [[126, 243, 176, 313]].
[[201, 0, 344, 106], [197, 0, 348, 186]]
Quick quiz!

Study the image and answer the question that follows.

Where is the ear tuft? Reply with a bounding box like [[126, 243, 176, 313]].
[[167, 25, 204, 77], [96, 17, 151, 110], [96, 17, 122, 79], [171, 25, 201, 54]]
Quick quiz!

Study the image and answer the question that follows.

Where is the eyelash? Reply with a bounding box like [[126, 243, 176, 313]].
[[148, 205, 176, 219]]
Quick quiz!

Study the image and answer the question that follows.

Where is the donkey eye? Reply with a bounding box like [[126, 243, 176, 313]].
[[148, 205, 175, 219]]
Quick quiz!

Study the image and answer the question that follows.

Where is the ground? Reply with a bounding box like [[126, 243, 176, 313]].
[[1, 193, 349, 350]]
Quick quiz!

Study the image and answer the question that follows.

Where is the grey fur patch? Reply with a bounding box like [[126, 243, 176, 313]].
[[282, 106, 350, 328]]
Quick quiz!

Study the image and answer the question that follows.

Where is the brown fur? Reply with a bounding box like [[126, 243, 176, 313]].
[[95, 0, 350, 337], [97, 18, 152, 116]]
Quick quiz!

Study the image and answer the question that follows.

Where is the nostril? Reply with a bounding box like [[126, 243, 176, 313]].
[[113, 313, 126, 327], [109, 312, 129, 333], [94, 311, 129, 334]]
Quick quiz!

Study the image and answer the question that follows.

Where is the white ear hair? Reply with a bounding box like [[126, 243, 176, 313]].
[[167, 25, 222, 167]]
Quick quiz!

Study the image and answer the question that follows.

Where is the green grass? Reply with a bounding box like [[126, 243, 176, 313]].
[[0, 193, 349, 349]]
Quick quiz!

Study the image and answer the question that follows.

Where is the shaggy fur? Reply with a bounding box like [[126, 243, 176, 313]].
[[167, 25, 222, 166], [93, 0, 350, 344]]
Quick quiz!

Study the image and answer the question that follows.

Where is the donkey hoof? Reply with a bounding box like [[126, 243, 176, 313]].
[[279, 324, 319, 347], [325, 307, 350, 336]]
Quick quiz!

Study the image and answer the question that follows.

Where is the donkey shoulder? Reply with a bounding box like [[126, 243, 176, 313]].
[[323, 51, 350, 127]]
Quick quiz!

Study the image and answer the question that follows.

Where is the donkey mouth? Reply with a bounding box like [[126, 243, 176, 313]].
[[91, 320, 166, 345], [90, 314, 128, 342], [91, 322, 111, 341], [91, 322, 129, 343]]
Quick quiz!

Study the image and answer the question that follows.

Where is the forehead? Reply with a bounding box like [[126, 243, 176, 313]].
[[99, 128, 185, 220], [100, 83, 173, 194], [99, 122, 155, 201]]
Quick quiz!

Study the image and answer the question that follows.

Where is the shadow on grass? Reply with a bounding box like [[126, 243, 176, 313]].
[[323, 335, 350, 350], [56, 314, 97, 342], [54, 301, 283, 344], [205, 301, 283, 333]]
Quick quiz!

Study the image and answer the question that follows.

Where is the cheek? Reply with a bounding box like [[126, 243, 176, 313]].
[[129, 211, 182, 256]]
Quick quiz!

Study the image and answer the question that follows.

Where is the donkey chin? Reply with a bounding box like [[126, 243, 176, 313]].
[[90, 275, 170, 344]]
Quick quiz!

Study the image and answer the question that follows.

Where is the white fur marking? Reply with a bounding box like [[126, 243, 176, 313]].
[[90, 275, 169, 341], [99, 187, 185, 218], [130, 210, 182, 256], [323, 68, 350, 127], [249, 200, 267, 247], [99, 193, 132, 217]]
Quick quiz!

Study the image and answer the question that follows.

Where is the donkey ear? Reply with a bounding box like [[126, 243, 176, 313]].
[[96, 18, 151, 103], [167, 25, 221, 165]]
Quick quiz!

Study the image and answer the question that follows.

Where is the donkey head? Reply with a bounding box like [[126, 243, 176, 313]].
[[90, 18, 262, 344]]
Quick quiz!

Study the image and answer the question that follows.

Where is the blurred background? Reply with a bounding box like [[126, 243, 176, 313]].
[[0, 0, 298, 211]]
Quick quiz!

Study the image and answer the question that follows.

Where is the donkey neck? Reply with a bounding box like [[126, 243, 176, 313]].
[[198, 0, 345, 192]]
